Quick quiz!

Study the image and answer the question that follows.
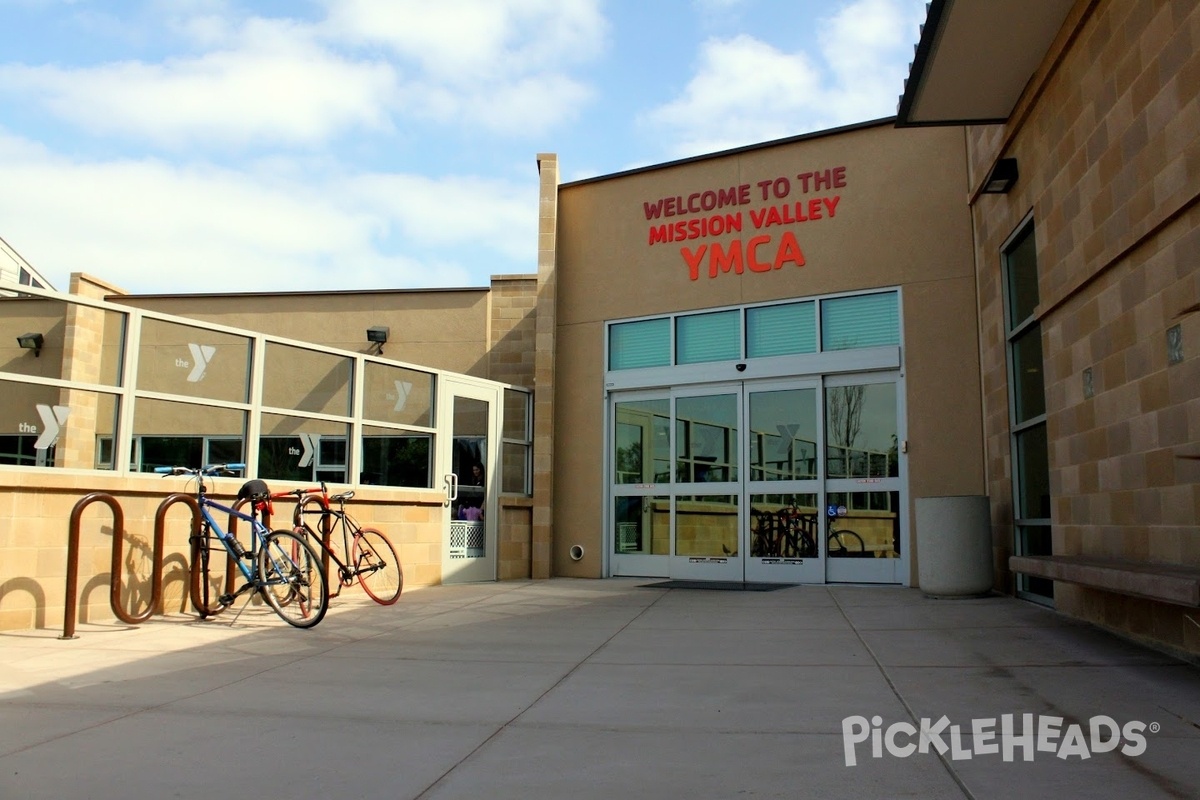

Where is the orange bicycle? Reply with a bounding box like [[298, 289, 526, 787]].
[[272, 483, 403, 605]]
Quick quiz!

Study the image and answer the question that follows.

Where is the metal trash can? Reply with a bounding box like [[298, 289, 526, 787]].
[[915, 495, 994, 597]]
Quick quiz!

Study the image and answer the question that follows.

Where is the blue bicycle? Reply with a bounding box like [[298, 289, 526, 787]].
[[157, 463, 329, 628]]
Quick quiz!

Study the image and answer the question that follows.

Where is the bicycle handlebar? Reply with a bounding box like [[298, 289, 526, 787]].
[[154, 463, 246, 477]]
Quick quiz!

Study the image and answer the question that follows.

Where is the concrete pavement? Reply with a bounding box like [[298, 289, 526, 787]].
[[1, 578, 1199, 799]]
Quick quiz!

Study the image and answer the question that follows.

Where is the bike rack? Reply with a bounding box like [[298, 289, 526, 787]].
[[154, 492, 227, 619], [296, 494, 338, 594], [62, 492, 142, 639]]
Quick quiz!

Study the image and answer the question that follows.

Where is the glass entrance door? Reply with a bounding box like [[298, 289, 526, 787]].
[[822, 375, 905, 584], [606, 373, 905, 585], [669, 386, 742, 581], [439, 378, 499, 583], [744, 380, 824, 583]]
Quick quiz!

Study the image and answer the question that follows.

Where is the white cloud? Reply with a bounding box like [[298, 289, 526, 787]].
[[321, 0, 607, 133], [0, 131, 533, 293], [0, 20, 397, 150], [643, 0, 926, 158], [643, 34, 823, 156], [321, 0, 607, 79], [0, 0, 609, 147]]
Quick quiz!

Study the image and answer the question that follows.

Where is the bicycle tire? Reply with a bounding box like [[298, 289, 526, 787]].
[[828, 529, 865, 557], [258, 530, 329, 628], [352, 527, 403, 605]]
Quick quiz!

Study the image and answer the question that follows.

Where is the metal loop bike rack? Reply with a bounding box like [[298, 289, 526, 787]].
[[296, 494, 337, 594], [62, 492, 134, 639]]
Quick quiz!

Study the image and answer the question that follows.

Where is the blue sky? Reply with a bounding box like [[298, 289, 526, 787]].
[[0, 0, 928, 294]]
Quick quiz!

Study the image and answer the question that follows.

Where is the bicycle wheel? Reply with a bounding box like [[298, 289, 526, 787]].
[[828, 529, 866, 557], [352, 527, 403, 605], [258, 530, 329, 628]]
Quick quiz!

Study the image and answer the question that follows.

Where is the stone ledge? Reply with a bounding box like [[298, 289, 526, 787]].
[[1010, 555, 1200, 606]]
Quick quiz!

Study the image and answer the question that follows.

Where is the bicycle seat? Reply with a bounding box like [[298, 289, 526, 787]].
[[330, 491, 355, 503], [237, 479, 271, 501]]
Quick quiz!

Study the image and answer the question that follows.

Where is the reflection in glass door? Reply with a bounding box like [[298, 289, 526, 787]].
[[745, 381, 824, 583], [823, 376, 904, 584], [611, 394, 671, 576], [670, 388, 741, 581]]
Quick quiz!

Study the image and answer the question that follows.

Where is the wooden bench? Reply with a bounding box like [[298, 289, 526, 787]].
[[1009, 555, 1200, 607]]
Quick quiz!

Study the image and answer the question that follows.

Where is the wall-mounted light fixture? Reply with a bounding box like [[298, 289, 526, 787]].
[[981, 158, 1019, 194], [366, 326, 389, 355], [16, 332, 44, 356]]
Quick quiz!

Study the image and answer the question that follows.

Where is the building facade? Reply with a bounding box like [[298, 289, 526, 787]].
[[1, 0, 1198, 659]]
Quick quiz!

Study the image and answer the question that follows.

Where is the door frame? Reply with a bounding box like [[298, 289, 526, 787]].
[[438, 376, 500, 583]]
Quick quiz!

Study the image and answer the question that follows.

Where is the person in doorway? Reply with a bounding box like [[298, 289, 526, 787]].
[[459, 462, 485, 520]]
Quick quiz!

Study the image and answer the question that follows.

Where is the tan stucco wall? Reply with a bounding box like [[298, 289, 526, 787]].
[[0, 470, 447, 631], [968, 0, 1200, 653], [114, 288, 494, 379], [552, 121, 984, 580]]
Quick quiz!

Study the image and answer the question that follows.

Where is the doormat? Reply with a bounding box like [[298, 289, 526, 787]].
[[641, 580, 795, 592]]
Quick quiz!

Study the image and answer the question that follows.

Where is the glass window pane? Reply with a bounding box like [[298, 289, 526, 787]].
[[675, 495, 738, 557], [502, 441, 529, 494], [138, 318, 251, 402], [361, 426, 432, 488], [746, 302, 816, 358], [1, 297, 127, 386], [1017, 523, 1054, 598], [1004, 223, 1039, 328], [1012, 325, 1046, 422], [363, 362, 433, 427], [676, 394, 738, 483], [609, 318, 669, 370], [750, 493, 818, 557], [132, 398, 245, 472], [452, 396, 488, 519], [821, 292, 899, 351], [503, 389, 530, 441], [0, 295, 67, 379], [749, 388, 817, 480], [676, 310, 740, 364], [826, 491, 900, 558], [0, 380, 118, 469], [259, 413, 349, 483], [263, 342, 352, 416], [614, 398, 670, 484], [825, 383, 898, 478], [1016, 423, 1050, 519], [614, 495, 669, 555]]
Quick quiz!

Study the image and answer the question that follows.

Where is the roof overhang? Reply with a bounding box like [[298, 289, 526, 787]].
[[896, 0, 1076, 127]]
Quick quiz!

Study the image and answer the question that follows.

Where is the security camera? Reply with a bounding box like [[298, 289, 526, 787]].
[[735, 363, 747, 372]]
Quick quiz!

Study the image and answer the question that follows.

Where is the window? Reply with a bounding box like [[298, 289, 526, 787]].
[[609, 318, 670, 370], [746, 301, 816, 358], [821, 292, 899, 350], [501, 389, 532, 494], [606, 290, 899, 372], [1003, 218, 1052, 602], [676, 310, 740, 364]]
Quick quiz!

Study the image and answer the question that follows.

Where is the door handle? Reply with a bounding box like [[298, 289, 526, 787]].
[[445, 472, 459, 504]]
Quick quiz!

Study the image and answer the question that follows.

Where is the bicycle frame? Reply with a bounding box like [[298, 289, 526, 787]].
[[198, 496, 268, 584]]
